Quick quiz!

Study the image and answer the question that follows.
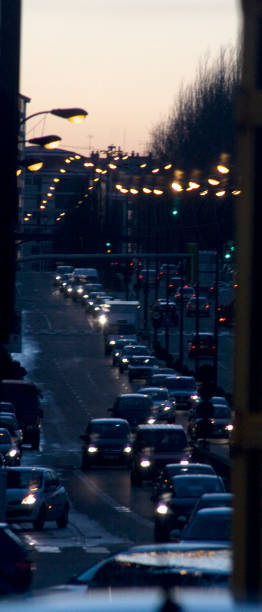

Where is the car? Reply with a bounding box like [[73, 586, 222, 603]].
[[189, 492, 233, 525], [57, 272, 73, 291], [0, 413, 23, 450], [119, 345, 151, 373], [109, 394, 155, 429], [80, 283, 104, 306], [130, 424, 191, 485], [0, 380, 43, 450], [80, 418, 132, 469], [137, 269, 157, 287], [0, 523, 33, 594], [137, 387, 176, 423], [148, 372, 177, 387], [0, 428, 20, 466], [186, 297, 211, 317], [0, 401, 16, 415], [128, 355, 159, 382], [85, 291, 109, 312], [188, 332, 216, 358], [112, 339, 138, 366], [217, 301, 235, 327], [152, 463, 216, 502], [175, 507, 232, 544], [187, 403, 233, 441], [61, 541, 231, 590], [151, 300, 179, 327], [53, 265, 74, 285], [174, 285, 196, 304], [154, 473, 225, 541], [71, 267, 99, 284], [5, 467, 70, 530], [104, 329, 138, 355], [164, 375, 199, 410]]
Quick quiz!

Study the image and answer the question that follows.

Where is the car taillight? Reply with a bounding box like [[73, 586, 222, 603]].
[[219, 316, 226, 322], [169, 283, 174, 288], [212, 345, 216, 350], [139, 275, 143, 279], [191, 345, 196, 349], [205, 304, 210, 309]]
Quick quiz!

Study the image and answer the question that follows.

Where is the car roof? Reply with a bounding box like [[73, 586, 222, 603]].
[[200, 493, 233, 502], [172, 474, 221, 483], [165, 375, 195, 381], [118, 393, 151, 399], [196, 507, 233, 517], [90, 418, 130, 425], [166, 463, 215, 472], [138, 387, 168, 393], [113, 543, 231, 572], [137, 424, 184, 431], [6, 466, 52, 473]]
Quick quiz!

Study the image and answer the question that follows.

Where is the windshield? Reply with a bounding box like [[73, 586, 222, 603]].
[[90, 423, 129, 438], [165, 378, 196, 390], [213, 406, 231, 419], [119, 397, 152, 409], [7, 470, 43, 490], [137, 430, 187, 451], [130, 357, 157, 366]]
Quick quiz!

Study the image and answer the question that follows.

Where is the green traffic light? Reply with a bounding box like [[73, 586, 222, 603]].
[[224, 252, 231, 259], [106, 242, 111, 247], [172, 209, 178, 216]]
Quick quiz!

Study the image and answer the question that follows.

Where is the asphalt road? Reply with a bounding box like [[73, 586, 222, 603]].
[[11, 272, 231, 592]]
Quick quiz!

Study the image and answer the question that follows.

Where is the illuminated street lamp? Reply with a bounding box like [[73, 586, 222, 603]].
[[19, 106, 88, 126], [20, 135, 62, 149]]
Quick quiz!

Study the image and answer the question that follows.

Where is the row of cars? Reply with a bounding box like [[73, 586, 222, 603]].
[[52, 266, 233, 592]]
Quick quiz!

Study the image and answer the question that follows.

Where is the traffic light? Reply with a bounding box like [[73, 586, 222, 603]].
[[171, 195, 181, 216], [172, 208, 179, 216], [223, 240, 235, 260], [105, 241, 111, 254]]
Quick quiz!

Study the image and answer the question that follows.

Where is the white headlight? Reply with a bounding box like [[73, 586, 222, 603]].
[[123, 445, 132, 453], [109, 340, 116, 345], [122, 358, 128, 363], [98, 314, 107, 325], [226, 424, 234, 431], [88, 446, 98, 453], [77, 287, 83, 294], [22, 494, 37, 505], [67, 287, 72, 292], [8, 449, 17, 457], [164, 406, 171, 411], [156, 504, 168, 515], [140, 459, 151, 468], [56, 275, 61, 280], [147, 418, 156, 424], [180, 459, 189, 465]]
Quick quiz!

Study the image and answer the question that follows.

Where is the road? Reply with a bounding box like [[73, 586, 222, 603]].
[[11, 272, 231, 591]]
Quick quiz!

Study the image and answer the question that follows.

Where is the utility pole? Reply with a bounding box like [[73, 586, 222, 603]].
[[0, 1, 21, 344], [232, 0, 262, 598]]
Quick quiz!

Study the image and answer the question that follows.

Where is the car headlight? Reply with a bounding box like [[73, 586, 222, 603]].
[[67, 287, 72, 292], [122, 358, 129, 363], [190, 394, 199, 401], [88, 445, 98, 453], [8, 449, 17, 457], [56, 275, 61, 280], [109, 340, 116, 345], [22, 493, 37, 505], [163, 406, 171, 411], [94, 306, 100, 311], [88, 301, 94, 306], [98, 314, 107, 325], [77, 287, 83, 294], [156, 504, 168, 515], [123, 445, 132, 454], [225, 424, 234, 431], [180, 459, 189, 465], [115, 352, 120, 357], [140, 459, 151, 468], [147, 418, 156, 424]]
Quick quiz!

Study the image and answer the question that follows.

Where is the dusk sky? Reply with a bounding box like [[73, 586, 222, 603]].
[[20, 0, 241, 155]]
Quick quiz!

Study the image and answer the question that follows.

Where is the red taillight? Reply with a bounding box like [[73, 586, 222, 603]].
[[192, 293, 196, 297], [177, 293, 181, 297], [205, 304, 210, 309], [169, 284, 174, 288], [212, 345, 216, 350], [191, 345, 196, 350], [139, 275, 143, 279], [219, 316, 226, 322]]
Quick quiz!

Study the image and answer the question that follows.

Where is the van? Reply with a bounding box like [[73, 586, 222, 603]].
[[0, 380, 43, 450], [188, 333, 216, 358], [72, 268, 99, 284]]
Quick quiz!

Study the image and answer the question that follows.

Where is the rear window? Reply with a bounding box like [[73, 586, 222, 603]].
[[90, 422, 129, 438], [165, 377, 196, 391], [174, 477, 223, 498], [137, 429, 187, 451], [119, 397, 152, 409], [213, 406, 231, 419]]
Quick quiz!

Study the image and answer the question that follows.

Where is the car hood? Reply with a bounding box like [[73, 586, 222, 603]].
[[89, 438, 129, 449], [6, 488, 41, 502]]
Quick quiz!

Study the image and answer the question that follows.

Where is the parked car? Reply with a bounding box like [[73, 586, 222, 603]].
[[130, 424, 191, 485], [80, 418, 132, 469], [0, 380, 43, 450], [110, 394, 155, 429], [164, 376, 199, 410], [186, 297, 211, 317], [0, 523, 33, 594], [128, 355, 159, 382], [154, 473, 225, 541], [188, 333, 216, 358], [5, 467, 69, 530], [0, 428, 20, 466]]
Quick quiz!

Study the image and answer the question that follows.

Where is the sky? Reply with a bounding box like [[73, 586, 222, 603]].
[[20, 0, 241, 156]]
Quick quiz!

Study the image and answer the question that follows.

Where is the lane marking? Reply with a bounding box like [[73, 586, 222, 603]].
[[77, 473, 153, 529]]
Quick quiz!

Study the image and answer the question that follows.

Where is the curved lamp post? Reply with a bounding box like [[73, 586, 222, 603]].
[[19, 106, 88, 126]]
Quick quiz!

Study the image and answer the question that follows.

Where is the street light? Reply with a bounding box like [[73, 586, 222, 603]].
[[27, 135, 62, 149], [19, 106, 88, 126]]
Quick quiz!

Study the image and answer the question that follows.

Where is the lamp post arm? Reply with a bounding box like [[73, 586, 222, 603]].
[[19, 110, 51, 127]]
